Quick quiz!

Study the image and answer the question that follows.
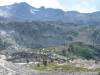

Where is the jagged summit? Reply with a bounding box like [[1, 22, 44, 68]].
[[11, 2, 33, 8]]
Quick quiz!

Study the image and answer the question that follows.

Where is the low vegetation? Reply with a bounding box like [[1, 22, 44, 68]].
[[29, 63, 89, 72], [32, 42, 99, 60]]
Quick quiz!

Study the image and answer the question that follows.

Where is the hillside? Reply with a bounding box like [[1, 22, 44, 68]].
[[0, 21, 96, 48], [0, 21, 99, 60]]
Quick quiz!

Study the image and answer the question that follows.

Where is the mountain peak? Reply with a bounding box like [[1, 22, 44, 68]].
[[17, 2, 29, 6], [12, 2, 32, 8], [13, 2, 28, 5]]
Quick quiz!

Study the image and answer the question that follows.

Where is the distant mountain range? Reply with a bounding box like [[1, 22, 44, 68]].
[[0, 2, 100, 25]]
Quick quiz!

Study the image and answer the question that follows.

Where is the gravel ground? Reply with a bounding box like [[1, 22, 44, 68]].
[[39, 72, 98, 75], [0, 59, 99, 75], [0, 59, 38, 75]]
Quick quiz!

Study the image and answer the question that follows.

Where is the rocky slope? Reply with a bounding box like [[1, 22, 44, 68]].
[[0, 55, 37, 75]]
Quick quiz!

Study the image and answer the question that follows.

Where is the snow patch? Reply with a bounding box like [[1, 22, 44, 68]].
[[0, 10, 11, 17], [30, 9, 39, 14], [0, 30, 7, 35], [6, 6, 12, 9], [9, 30, 15, 34], [0, 30, 15, 36], [30, 9, 35, 14]]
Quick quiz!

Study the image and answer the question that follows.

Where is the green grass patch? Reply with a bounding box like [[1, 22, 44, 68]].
[[94, 68, 100, 72], [28, 63, 89, 72]]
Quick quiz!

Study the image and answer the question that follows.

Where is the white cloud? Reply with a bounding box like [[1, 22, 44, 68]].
[[74, 5, 97, 13], [67, 3, 97, 13], [59, 0, 99, 13], [77, 0, 97, 13], [27, 0, 62, 8]]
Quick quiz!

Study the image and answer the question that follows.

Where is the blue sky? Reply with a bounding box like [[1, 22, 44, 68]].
[[0, 0, 99, 13], [59, 0, 99, 13]]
